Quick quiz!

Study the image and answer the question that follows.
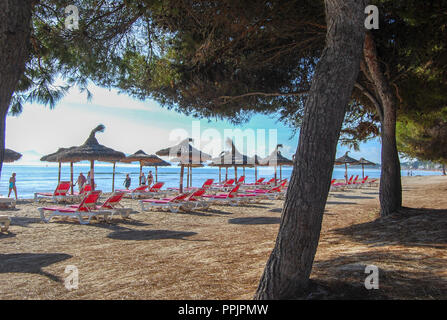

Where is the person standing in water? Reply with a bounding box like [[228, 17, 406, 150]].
[[8, 173, 17, 200], [86, 171, 92, 185], [74, 172, 87, 192], [124, 174, 131, 190], [140, 172, 146, 186], [147, 171, 154, 187]]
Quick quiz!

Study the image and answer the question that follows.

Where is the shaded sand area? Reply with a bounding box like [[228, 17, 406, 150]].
[[0, 176, 446, 299]]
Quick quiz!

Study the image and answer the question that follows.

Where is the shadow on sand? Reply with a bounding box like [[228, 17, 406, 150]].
[[312, 250, 446, 299], [228, 217, 281, 225], [107, 229, 198, 241], [0, 253, 72, 282], [333, 207, 447, 249]]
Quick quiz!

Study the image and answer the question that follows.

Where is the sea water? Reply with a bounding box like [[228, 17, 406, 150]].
[[0, 163, 441, 199]]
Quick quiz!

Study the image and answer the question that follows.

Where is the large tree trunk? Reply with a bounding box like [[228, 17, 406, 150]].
[[254, 0, 366, 299], [0, 0, 33, 177], [363, 32, 402, 216]]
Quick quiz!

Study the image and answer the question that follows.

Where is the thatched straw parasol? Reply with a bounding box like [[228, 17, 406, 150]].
[[121, 150, 170, 184], [4, 149, 22, 163], [354, 157, 376, 179], [41, 147, 78, 194], [210, 138, 253, 183], [156, 138, 211, 192], [334, 151, 359, 183], [259, 144, 293, 184], [55, 125, 125, 191]]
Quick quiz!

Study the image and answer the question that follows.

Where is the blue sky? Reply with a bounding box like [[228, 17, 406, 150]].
[[5, 83, 382, 165]]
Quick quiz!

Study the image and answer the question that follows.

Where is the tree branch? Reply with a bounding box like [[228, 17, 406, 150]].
[[217, 90, 309, 104], [354, 82, 384, 122]]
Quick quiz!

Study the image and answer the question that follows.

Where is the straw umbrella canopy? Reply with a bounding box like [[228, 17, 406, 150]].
[[41, 147, 78, 194], [210, 138, 253, 183], [354, 157, 376, 179], [156, 138, 211, 192], [55, 125, 125, 191], [121, 150, 170, 184], [259, 144, 293, 184], [334, 151, 359, 183], [4, 149, 22, 163]]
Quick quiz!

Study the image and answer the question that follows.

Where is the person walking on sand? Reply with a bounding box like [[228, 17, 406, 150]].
[[147, 171, 154, 187], [124, 174, 131, 190], [74, 172, 87, 192], [8, 173, 17, 200]]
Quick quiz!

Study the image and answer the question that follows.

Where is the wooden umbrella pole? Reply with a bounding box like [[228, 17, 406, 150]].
[[139, 162, 143, 185], [255, 165, 258, 182], [179, 164, 184, 193], [70, 162, 74, 195], [234, 166, 238, 182], [187, 165, 190, 188], [280, 165, 282, 181], [155, 166, 158, 182], [58, 162, 61, 184], [112, 162, 116, 192], [190, 166, 192, 188], [219, 166, 221, 183], [274, 165, 277, 186], [362, 164, 365, 179], [345, 163, 348, 183], [225, 167, 228, 181], [90, 160, 95, 191]]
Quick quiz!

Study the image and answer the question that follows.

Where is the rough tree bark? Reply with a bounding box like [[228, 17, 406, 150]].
[[0, 0, 34, 177], [363, 32, 402, 216], [254, 0, 367, 299]]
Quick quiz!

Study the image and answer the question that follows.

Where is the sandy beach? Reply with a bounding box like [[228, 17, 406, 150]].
[[0, 175, 446, 299]]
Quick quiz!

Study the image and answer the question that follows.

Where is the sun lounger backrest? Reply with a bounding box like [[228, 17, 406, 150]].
[[82, 184, 92, 194], [229, 184, 240, 195], [358, 176, 368, 183], [188, 188, 206, 201], [54, 181, 71, 196], [224, 179, 235, 186], [133, 185, 148, 192], [100, 192, 125, 209], [78, 191, 102, 211], [237, 176, 245, 183], [171, 193, 190, 202], [256, 178, 265, 184], [202, 179, 214, 188], [149, 182, 164, 192]]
